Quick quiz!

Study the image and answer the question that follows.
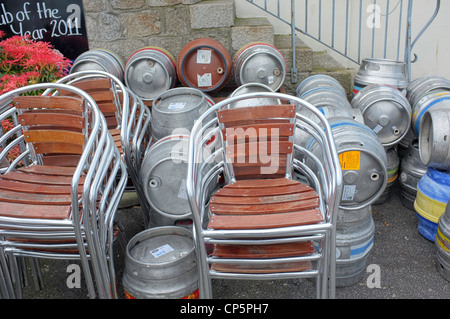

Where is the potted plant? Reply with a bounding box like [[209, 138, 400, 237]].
[[0, 30, 72, 164]]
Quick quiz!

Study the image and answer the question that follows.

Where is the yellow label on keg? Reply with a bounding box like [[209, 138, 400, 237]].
[[436, 228, 450, 253], [339, 151, 361, 170]]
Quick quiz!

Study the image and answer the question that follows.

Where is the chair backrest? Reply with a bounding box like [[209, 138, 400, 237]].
[[59, 77, 121, 130], [14, 95, 87, 167], [217, 104, 296, 180]]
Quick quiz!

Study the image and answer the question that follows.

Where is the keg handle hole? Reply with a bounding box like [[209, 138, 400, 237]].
[[217, 67, 224, 74], [149, 179, 159, 188], [365, 63, 380, 71], [370, 173, 380, 181]]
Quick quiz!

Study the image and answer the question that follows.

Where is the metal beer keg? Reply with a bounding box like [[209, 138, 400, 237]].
[[336, 205, 375, 287], [296, 74, 347, 97], [227, 83, 280, 109], [140, 135, 218, 228], [122, 226, 199, 299], [373, 146, 399, 205], [351, 84, 411, 147], [435, 198, 450, 282], [70, 48, 125, 82], [399, 139, 427, 210], [125, 47, 177, 101], [151, 87, 209, 141], [411, 90, 450, 136], [419, 107, 450, 170], [353, 58, 408, 95], [233, 42, 286, 92], [140, 135, 193, 227], [414, 167, 450, 241], [307, 118, 387, 210], [406, 75, 450, 107], [177, 38, 232, 93]]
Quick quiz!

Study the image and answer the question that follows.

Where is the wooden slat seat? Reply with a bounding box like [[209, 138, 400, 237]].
[[211, 241, 314, 274], [0, 165, 85, 219], [211, 261, 313, 274], [207, 178, 323, 230], [212, 241, 316, 259], [208, 177, 322, 274]]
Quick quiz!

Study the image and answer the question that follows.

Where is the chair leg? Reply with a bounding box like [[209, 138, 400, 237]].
[[9, 254, 23, 299], [321, 233, 330, 299], [193, 232, 213, 299], [329, 228, 337, 299], [30, 258, 45, 291], [0, 249, 15, 298]]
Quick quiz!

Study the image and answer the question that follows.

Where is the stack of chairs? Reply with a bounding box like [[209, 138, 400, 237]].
[[46, 71, 152, 226], [0, 82, 127, 299], [186, 92, 343, 298]]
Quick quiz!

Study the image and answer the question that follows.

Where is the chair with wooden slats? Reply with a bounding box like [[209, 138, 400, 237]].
[[0, 83, 127, 299], [186, 92, 342, 298], [45, 71, 152, 225]]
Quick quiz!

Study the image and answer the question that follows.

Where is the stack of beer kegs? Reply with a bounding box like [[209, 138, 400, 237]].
[[352, 58, 412, 206], [401, 75, 450, 243], [296, 74, 385, 287]]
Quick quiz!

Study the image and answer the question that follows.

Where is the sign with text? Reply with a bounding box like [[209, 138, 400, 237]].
[[0, 0, 89, 60]]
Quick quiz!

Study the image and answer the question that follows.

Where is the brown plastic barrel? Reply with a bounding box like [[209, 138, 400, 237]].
[[176, 38, 232, 93]]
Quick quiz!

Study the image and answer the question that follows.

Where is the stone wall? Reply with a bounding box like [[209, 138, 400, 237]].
[[81, 0, 236, 64]]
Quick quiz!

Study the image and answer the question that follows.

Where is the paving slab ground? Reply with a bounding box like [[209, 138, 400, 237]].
[[11, 186, 450, 303]]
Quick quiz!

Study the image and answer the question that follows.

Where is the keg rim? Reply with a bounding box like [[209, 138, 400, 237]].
[[177, 38, 232, 93], [152, 87, 207, 115], [233, 42, 286, 92], [125, 226, 195, 266]]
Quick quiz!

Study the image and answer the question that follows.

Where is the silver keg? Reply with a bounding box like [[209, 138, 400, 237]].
[[351, 84, 411, 147], [301, 87, 352, 109], [353, 58, 408, 95], [228, 83, 281, 108], [336, 205, 375, 287], [70, 48, 125, 82], [122, 226, 199, 299], [411, 90, 450, 136], [419, 107, 450, 170], [125, 47, 177, 101], [140, 135, 218, 228], [151, 87, 209, 141], [233, 42, 287, 92], [398, 127, 417, 159], [140, 135, 192, 227], [399, 139, 427, 211], [435, 198, 450, 282], [296, 74, 347, 97], [307, 118, 387, 210], [294, 87, 363, 148], [373, 146, 399, 205], [406, 75, 450, 107]]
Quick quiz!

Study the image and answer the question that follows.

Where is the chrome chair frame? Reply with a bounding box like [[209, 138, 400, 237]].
[[46, 71, 152, 225], [186, 92, 342, 298], [0, 83, 127, 299]]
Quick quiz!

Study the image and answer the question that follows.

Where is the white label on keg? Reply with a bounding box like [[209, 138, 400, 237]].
[[267, 75, 275, 85], [197, 73, 212, 87], [150, 244, 174, 258], [178, 178, 188, 200], [342, 185, 356, 201], [168, 102, 186, 110], [197, 49, 211, 64], [373, 124, 383, 134]]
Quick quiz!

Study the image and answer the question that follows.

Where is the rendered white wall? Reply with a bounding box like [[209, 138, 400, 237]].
[[235, 0, 449, 81]]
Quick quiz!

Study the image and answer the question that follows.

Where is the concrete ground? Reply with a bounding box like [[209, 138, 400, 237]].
[[13, 186, 450, 300]]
